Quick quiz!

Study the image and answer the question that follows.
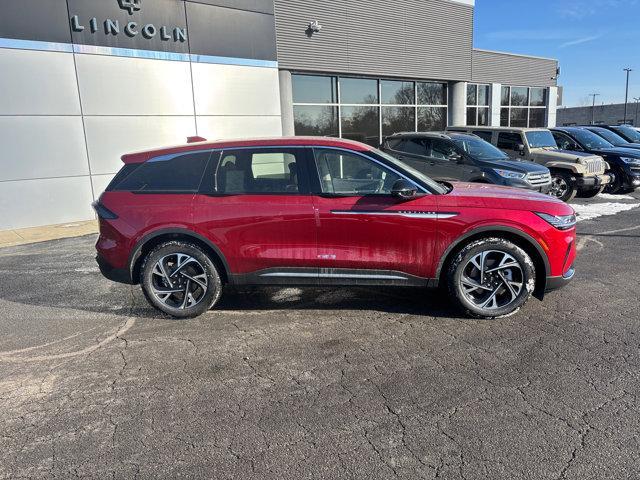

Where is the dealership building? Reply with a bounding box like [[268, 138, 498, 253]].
[[0, 0, 560, 230]]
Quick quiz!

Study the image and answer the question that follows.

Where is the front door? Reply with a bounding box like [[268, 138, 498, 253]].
[[192, 147, 317, 281], [310, 148, 439, 282]]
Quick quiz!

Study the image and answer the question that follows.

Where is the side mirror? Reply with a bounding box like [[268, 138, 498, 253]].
[[451, 153, 465, 164], [391, 179, 418, 200], [516, 143, 526, 153]]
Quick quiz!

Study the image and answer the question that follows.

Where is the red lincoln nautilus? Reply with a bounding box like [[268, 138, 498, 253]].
[[94, 136, 576, 319]]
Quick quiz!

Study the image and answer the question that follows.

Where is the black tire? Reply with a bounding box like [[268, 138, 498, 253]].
[[604, 168, 623, 194], [577, 186, 604, 198], [140, 241, 222, 318], [619, 187, 636, 195], [447, 238, 535, 319], [549, 171, 578, 202]]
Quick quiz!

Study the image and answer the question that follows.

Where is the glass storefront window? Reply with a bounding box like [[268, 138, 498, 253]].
[[293, 105, 339, 137], [418, 107, 447, 131], [418, 82, 447, 105], [530, 88, 546, 107], [381, 107, 416, 136], [292, 75, 337, 104], [501, 86, 510, 106], [510, 108, 528, 127], [511, 87, 529, 107], [477, 108, 489, 126], [478, 85, 489, 106], [500, 108, 509, 126], [341, 106, 380, 146], [467, 107, 477, 126], [467, 84, 477, 106], [340, 77, 378, 104], [529, 108, 546, 128], [381, 80, 415, 105]]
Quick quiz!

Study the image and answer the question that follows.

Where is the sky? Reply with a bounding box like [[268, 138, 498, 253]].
[[473, 0, 640, 107]]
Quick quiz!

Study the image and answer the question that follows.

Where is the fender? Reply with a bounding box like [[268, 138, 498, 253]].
[[434, 225, 550, 292], [127, 227, 231, 282]]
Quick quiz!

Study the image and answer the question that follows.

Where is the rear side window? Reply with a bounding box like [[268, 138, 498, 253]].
[[472, 131, 492, 142], [391, 138, 427, 156], [109, 151, 212, 193], [497, 132, 522, 150], [215, 148, 306, 194]]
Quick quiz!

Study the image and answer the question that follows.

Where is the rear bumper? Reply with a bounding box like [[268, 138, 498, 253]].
[[96, 254, 132, 284], [545, 267, 575, 292]]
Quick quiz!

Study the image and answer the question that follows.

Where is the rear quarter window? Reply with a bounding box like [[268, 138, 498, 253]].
[[108, 151, 213, 193]]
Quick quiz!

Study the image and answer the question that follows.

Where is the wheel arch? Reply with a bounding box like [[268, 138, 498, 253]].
[[435, 226, 550, 300], [128, 228, 230, 285]]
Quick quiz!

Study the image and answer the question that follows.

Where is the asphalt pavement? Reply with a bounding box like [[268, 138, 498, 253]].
[[1, 192, 639, 479]]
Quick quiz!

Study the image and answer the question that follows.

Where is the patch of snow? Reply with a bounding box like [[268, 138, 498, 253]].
[[572, 202, 640, 222], [594, 193, 637, 201]]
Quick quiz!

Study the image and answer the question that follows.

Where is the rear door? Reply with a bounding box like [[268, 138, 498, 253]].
[[192, 147, 317, 281], [427, 138, 476, 182]]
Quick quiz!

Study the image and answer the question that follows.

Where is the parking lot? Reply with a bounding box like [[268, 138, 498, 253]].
[[1, 192, 639, 480]]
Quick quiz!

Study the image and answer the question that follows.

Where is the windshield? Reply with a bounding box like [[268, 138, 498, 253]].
[[591, 128, 627, 145], [452, 136, 509, 161], [371, 148, 449, 194], [525, 130, 557, 148], [614, 125, 640, 142], [569, 129, 613, 150]]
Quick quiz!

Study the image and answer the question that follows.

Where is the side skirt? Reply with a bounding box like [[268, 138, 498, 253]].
[[230, 268, 434, 287]]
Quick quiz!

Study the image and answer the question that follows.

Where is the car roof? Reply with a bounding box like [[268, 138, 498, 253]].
[[121, 136, 373, 164], [386, 131, 452, 140], [446, 126, 549, 132]]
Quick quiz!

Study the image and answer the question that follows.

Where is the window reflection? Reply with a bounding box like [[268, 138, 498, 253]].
[[341, 106, 380, 146], [292, 75, 337, 104], [418, 82, 447, 105], [340, 78, 378, 104], [381, 80, 415, 105], [382, 107, 415, 136], [418, 107, 447, 131], [293, 106, 338, 136]]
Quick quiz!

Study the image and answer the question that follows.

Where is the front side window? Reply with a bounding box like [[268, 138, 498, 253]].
[[393, 138, 427, 156], [216, 149, 303, 194], [570, 129, 613, 150], [497, 132, 523, 150], [430, 139, 459, 161], [112, 151, 212, 193], [314, 149, 401, 195], [552, 132, 578, 151]]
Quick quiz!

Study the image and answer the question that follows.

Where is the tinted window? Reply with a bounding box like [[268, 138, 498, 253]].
[[472, 130, 493, 142], [590, 128, 626, 145], [381, 80, 414, 104], [552, 132, 577, 151], [395, 138, 427, 156], [340, 78, 378, 104], [314, 149, 401, 195], [430, 139, 459, 161], [112, 151, 212, 193], [510, 108, 528, 127], [293, 105, 339, 136], [497, 132, 523, 150], [452, 136, 509, 161], [529, 108, 546, 128], [417, 82, 447, 105], [215, 149, 303, 194], [292, 75, 337, 104], [613, 125, 640, 141], [569, 129, 613, 149]]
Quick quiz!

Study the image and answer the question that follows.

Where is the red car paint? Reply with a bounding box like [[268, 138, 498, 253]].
[[95, 137, 576, 293]]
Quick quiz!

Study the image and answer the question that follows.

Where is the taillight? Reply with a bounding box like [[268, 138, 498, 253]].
[[92, 201, 118, 220]]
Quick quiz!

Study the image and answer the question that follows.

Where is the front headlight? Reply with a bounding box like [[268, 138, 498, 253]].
[[535, 212, 577, 230], [493, 169, 526, 179], [620, 157, 640, 165]]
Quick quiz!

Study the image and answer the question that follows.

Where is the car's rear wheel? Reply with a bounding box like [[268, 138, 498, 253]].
[[604, 168, 623, 194], [549, 171, 578, 202], [140, 241, 222, 318], [447, 238, 535, 319]]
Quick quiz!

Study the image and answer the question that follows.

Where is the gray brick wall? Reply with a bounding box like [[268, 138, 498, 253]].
[[557, 103, 640, 126]]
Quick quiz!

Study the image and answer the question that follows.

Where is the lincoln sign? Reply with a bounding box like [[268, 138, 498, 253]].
[[70, 0, 187, 43]]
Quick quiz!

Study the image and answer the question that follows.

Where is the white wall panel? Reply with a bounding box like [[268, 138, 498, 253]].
[[193, 63, 281, 116], [0, 49, 80, 115], [0, 177, 94, 230], [84, 116, 197, 175], [75, 54, 194, 116], [196, 115, 282, 139], [0, 116, 88, 182]]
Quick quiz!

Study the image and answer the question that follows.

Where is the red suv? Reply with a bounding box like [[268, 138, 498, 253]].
[[94, 137, 577, 319]]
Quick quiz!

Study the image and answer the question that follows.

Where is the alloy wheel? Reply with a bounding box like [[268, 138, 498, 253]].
[[550, 176, 569, 199], [459, 250, 524, 310], [150, 253, 208, 309]]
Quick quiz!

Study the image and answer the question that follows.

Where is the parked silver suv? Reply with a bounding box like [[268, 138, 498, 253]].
[[447, 126, 611, 201]]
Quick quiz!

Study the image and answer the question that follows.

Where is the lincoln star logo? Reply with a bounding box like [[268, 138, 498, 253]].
[[118, 0, 142, 15]]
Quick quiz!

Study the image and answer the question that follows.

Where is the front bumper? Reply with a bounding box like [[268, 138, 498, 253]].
[[545, 266, 575, 292], [576, 173, 612, 188], [96, 254, 133, 284]]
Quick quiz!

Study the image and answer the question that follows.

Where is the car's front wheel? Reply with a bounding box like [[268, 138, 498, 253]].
[[140, 241, 222, 318], [549, 171, 578, 202], [447, 238, 535, 319]]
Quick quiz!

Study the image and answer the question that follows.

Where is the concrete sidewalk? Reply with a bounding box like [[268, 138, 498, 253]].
[[0, 220, 98, 248]]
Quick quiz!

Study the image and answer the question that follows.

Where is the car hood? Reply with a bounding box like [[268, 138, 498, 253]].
[[594, 147, 640, 158], [479, 158, 549, 173], [531, 148, 603, 163], [436, 181, 573, 215]]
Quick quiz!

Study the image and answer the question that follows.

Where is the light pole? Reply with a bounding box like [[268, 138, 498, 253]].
[[589, 93, 600, 124], [623, 68, 633, 124], [635, 97, 640, 126]]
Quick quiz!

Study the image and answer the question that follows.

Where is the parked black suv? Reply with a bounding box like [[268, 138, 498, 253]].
[[381, 132, 552, 192], [551, 127, 640, 194], [582, 126, 640, 152]]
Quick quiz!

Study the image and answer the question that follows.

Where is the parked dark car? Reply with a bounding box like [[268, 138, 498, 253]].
[[581, 126, 640, 152], [381, 132, 552, 193], [590, 125, 640, 144], [551, 127, 640, 194]]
